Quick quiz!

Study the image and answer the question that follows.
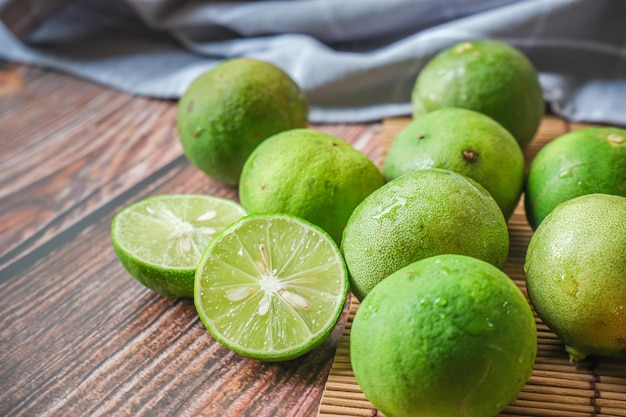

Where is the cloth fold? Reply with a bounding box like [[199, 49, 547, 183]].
[[1, 0, 625, 125]]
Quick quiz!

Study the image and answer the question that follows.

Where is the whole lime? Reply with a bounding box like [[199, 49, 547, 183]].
[[351, 254, 537, 417], [383, 107, 524, 219], [177, 58, 308, 186], [524, 193, 626, 362], [412, 39, 544, 149], [524, 127, 626, 229], [238, 128, 384, 244], [341, 168, 509, 301]]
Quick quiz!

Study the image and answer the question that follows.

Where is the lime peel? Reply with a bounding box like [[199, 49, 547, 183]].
[[177, 58, 308, 185], [525, 193, 626, 362], [350, 254, 537, 417], [239, 128, 384, 244], [411, 39, 544, 149], [524, 127, 626, 229]]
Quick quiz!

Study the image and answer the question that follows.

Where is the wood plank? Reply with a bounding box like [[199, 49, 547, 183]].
[[0, 66, 182, 270], [0, 63, 387, 416], [0, 65, 383, 273], [0, 159, 354, 417]]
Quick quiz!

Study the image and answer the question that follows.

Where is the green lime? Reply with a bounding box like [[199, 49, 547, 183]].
[[194, 213, 349, 361], [524, 127, 626, 229], [342, 168, 509, 301], [111, 194, 246, 298], [525, 193, 626, 362], [351, 254, 537, 417], [239, 128, 384, 244], [177, 58, 308, 186], [383, 107, 524, 219], [412, 39, 544, 149]]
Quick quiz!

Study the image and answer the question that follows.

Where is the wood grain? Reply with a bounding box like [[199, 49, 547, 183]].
[[0, 64, 383, 416], [0, 65, 381, 270], [317, 116, 626, 417], [0, 66, 180, 271]]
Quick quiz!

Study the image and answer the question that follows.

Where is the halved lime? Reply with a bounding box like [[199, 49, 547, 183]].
[[111, 194, 246, 298], [194, 213, 349, 361]]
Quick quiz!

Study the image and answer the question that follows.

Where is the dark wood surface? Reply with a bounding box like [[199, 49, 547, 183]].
[[0, 62, 384, 417]]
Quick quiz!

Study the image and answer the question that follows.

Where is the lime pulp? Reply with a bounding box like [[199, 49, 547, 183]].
[[194, 213, 349, 361], [111, 194, 246, 298]]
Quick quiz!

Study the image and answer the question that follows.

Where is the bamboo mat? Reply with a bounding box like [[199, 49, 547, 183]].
[[317, 116, 626, 417]]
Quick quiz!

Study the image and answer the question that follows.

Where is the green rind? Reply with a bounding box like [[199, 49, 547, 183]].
[[177, 58, 308, 186], [351, 254, 537, 417], [382, 108, 524, 219], [524, 127, 626, 229], [111, 238, 195, 298], [524, 194, 626, 361], [194, 213, 349, 362], [411, 39, 544, 149], [238, 128, 384, 244], [342, 168, 509, 301]]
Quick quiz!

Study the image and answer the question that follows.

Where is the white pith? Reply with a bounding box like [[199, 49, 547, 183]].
[[116, 195, 245, 269], [224, 243, 313, 315]]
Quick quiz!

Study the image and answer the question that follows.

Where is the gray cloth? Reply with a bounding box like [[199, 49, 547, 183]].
[[1, 0, 625, 124]]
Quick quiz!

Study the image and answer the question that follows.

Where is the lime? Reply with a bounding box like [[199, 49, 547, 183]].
[[412, 39, 544, 149], [239, 128, 384, 244], [111, 194, 246, 298], [524, 193, 626, 362], [342, 168, 509, 301], [177, 58, 308, 186], [383, 107, 524, 219], [524, 127, 626, 229], [351, 254, 537, 417], [194, 213, 349, 361]]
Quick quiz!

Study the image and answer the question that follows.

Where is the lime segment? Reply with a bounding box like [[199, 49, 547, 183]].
[[111, 194, 246, 298], [194, 213, 349, 361]]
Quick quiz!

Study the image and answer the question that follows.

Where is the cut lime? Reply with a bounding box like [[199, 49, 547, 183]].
[[111, 194, 246, 298], [194, 213, 349, 361]]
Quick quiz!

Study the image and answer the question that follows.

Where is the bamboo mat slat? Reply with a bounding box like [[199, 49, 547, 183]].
[[316, 116, 626, 417]]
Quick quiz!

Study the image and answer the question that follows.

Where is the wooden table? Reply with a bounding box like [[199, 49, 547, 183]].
[[0, 61, 384, 417]]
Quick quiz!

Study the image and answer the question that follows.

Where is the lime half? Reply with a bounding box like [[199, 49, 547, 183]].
[[111, 194, 246, 298], [194, 213, 349, 361]]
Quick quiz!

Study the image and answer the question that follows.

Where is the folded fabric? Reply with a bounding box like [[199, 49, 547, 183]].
[[1, 0, 625, 125]]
